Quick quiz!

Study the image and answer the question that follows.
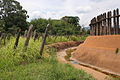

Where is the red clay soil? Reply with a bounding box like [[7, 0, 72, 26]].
[[72, 35, 120, 74], [47, 41, 84, 51]]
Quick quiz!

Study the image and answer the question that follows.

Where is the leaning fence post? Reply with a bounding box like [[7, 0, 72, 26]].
[[24, 25, 33, 49], [3, 33, 6, 45], [14, 29, 21, 49], [39, 24, 50, 56]]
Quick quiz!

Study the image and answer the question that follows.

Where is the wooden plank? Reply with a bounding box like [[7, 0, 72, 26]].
[[103, 13, 107, 35], [100, 14, 103, 35], [113, 9, 117, 34], [90, 20, 92, 35], [90, 14, 120, 25], [97, 16, 100, 35], [116, 8, 119, 34], [109, 11, 112, 35], [96, 17, 99, 36], [94, 17, 97, 35]]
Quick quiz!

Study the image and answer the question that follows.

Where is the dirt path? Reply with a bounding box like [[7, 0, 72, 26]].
[[57, 47, 109, 80]]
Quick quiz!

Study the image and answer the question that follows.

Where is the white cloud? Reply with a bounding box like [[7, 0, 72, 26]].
[[75, 6, 92, 14], [17, 0, 120, 26]]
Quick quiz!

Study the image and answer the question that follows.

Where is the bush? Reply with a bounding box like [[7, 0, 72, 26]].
[[64, 49, 76, 61], [116, 48, 119, 54]]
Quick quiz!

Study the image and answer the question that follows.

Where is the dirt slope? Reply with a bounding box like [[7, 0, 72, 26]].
[[57, 47, 109, 80], [73, 35, 120, 74]]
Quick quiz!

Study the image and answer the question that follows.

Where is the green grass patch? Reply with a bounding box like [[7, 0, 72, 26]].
[[0, 36, 96, 80]]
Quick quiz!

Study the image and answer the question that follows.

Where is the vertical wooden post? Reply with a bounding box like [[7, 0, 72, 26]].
[[24, 25, 33, 49], [116, 8, 119, 34], [91, 19, 94, 35], [103, 13, 107, 35], [107, 12, 109, 35], [107, 12, 112, 35], [2, 33, 6, 45], [97, 16, 100, 35], [24, 30, 28, 37], [90, 21, 92, 35], [96, 16, 99, 36], [14, 29, 21, 49], [109, 11, 112, 35], [40, 24, 50, 56], [113, 10, 117, 34], [94, 18, 96, 35], [33, 30, 37, 42], [90, 19, 94, 36], [99, 14, 103, 35]]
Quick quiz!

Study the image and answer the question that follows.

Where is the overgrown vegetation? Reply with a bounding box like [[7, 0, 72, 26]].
[[64, 48, 76, 61], [115, 48, 119, 54], [0, 36, 96, 80]]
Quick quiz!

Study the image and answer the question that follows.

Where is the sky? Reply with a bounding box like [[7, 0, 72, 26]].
[[17, 0, 120, 27]]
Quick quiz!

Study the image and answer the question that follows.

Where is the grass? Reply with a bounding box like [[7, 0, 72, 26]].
[[0, 35, 96, 80], [64, 48, 76, 61], [116, 48, 119, 54]]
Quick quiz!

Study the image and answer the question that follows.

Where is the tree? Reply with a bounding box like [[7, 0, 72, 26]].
[[30, 18, 48, 33], [61, 16, 80, 26], [30, 18, 82, 35], [0, 0, 28, 34]]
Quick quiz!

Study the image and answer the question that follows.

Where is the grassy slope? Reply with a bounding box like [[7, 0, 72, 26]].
[[0, 36, 95, 80]]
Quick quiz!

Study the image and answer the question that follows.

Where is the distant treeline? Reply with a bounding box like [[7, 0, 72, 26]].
[[30, 17, 90, 36]]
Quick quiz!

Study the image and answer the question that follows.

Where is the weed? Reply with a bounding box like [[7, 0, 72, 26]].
[[116, 48, 119, 54]]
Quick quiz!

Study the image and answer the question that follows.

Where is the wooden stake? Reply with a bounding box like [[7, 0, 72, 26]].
[[40, 24, 50, 56], [14, 29, 21, 49], [24, 25, 33, 49]]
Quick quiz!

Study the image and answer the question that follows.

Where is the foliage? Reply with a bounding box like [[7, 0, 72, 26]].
[[0, 36, 95, 80], [0, 0, 28, 34], [116, 48, 119, 54], [64, 48, 76, 61], [30, 17, 89, 36], [61, 16, 80, 26]]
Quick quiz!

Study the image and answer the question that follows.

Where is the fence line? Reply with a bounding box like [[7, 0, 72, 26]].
[[89, 8, 120, 36]]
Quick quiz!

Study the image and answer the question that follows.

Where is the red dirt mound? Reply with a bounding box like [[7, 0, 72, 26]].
[[47, 41, 84, 51], [72, 35, 120, 74]]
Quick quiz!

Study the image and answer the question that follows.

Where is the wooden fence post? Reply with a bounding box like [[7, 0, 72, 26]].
[[24, 30, 28, 37], [113, 10, 117, 34], [100, 14, 103, 35], [24, 25, 33, 49], [40, 24, 50, 56], [14, 29, 21, 49], [116, 8, 119, 34], [90, 20, 92, 35], [103, 13, 107, 35], [110, 11, 112, 35], [107, 12, 111, 35], [3, 33, 6, 45], [94, 18, 97, 35], [96, 16, 99, 36], [97, 16, 100, 35]]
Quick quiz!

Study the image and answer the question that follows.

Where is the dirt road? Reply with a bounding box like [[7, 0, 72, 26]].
[[57, 47, 109, 80]]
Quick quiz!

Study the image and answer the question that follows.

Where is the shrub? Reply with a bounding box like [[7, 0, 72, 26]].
[[64, 49, 76, 61], [116, 48, 119, 54]]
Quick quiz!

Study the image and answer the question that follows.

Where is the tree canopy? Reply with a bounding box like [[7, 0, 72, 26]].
[[0, 0, 28, 34], [30, 16, 85, 35], [61, 16, 80, 26]]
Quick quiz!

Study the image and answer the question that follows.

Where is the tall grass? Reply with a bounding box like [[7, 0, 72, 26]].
[[0, 35, 96, 80]]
